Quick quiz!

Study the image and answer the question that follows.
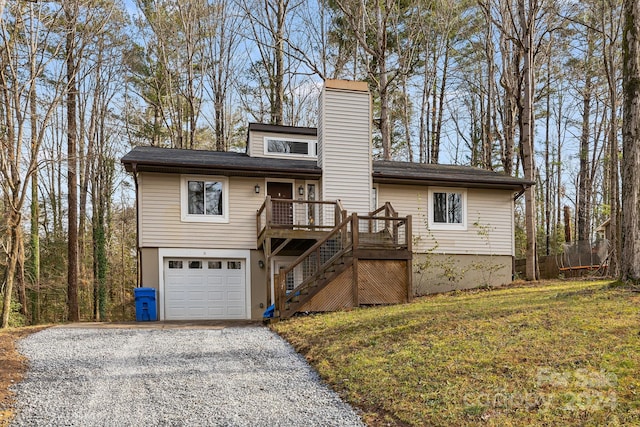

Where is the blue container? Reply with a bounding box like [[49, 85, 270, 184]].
[[134, 287, 157, 321]]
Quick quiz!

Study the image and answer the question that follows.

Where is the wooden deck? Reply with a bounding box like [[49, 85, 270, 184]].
[[257, 199, 413, 319]]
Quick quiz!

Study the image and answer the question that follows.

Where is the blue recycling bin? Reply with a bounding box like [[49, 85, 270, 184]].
[[134, 287, 157, 321]]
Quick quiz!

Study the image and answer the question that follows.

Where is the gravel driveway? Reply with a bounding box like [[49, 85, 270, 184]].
[[11, 326, 364, 426]]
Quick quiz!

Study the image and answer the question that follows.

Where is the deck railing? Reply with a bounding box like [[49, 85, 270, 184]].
[[275, 213, 353, 316], [275, 206, 411, 317], [358, 202, 411, 249], [257, 196, 347, 239]]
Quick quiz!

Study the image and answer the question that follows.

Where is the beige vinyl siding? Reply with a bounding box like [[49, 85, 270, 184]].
[[319, 87, 372, 214], [247, 130, 317, 159], [139, 173, 263, 249], [317, 93, 323, 167], [377, 184, 514, 256]]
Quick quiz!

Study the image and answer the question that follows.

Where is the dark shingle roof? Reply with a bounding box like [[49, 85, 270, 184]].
[[372, 161, 533, 190], [247, 123, 317, 136], [121, 146, 533, 190], [121, 146, 321, 179]]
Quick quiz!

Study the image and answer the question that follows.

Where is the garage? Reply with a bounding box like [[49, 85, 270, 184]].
[[163, 258, 247, 320]]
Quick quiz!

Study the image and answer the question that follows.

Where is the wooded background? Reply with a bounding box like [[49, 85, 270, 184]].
[[1, 0, 639, 327]]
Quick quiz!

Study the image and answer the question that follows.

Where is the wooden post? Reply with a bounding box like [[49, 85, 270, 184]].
[[385, 202, 391, 231], [406, 215, 412, 251], [256, 209, 260, 238], [351, 213, 359, 249], [274, 271, 280, 316], [352, 257, 359, 307], [265, 238, 272, 308], [316, 246, 321, 276], [406, 215, 413, 302], [265, 195, 272, 232]]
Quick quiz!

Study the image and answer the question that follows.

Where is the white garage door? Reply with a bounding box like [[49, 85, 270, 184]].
[[164, 258, 246, 320]]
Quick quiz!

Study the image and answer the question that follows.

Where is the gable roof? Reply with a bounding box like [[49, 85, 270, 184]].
[[121, 146, 533, 190], [121, 146, 322, 179]]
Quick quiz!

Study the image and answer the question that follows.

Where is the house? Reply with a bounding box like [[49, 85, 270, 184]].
[[121, 80, 534, 321]]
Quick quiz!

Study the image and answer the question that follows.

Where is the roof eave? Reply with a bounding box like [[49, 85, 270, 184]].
[[122, 160, 322, 179], [247, 122, 317, 136], [372, 174, 534, 191]]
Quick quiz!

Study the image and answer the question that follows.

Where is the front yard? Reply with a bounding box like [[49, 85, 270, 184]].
[[272, 280, 640, 426]]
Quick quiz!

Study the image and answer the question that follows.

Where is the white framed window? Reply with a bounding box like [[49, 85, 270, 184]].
[[428, 187, 467, 230], [264, 136, 317, 158], [180, 175, 229, 223]]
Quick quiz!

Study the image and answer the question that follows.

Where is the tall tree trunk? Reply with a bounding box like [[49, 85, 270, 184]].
[[544, 46, 551, 255], [30, 172, 39, 323], [66, 3, 80, 322], [214, 89, 226, 151], [577, 30, 594, 244], [621, 0, 640, 281], [556, 95, 563, 238], [483, 20, 494, 171], [419, 60, 431, 163], [1, 218, 21, 328], [400, 75, 413, 161], [379, 66, 391, 160], [16, 234, 28, 319], [431, 44, 450, 165], [576, 80, 594, 264], [273, 0, 285, 125], [499, 28, 518, 176], [520, 0, 538, 280], [29, 58, 40, 324]]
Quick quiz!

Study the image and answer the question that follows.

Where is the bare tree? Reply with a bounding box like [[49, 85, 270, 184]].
[[202, 0, 243, 150], [329, 0, 423, 160], [602, 0, 623, 276], [518, 0, 539, 280], [65, 0, 80, 322], [133, 0, 207, 148], [0, 3, 65, 328], [576, 25, 595, 245], [237, 0, 299, 126]]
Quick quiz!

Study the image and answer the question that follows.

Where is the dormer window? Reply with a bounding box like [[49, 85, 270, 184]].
[[264, 137, 317, 158]]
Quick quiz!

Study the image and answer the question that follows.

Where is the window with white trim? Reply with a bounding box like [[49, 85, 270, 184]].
[[428, 188, 467, 230], [264, 137, 317, 158], [180, 176, 229, 223]]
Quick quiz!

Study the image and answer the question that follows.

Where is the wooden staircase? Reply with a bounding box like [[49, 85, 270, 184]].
[[279, 253, 354, 319], [273, 204, 413, 320]]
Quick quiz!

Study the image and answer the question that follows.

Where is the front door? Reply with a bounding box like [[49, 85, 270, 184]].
[[267, 182, 293, 225]]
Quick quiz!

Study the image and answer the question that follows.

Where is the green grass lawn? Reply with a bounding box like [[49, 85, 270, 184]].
[[272, 280, 640, 426]]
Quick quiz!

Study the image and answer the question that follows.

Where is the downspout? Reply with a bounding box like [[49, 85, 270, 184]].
[[132, 162, 141, 288]]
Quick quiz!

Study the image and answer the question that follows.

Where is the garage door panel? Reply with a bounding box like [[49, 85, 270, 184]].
[[208, 291, 224, 301], [187, 290, 206, 299], [227, 277, 243, 286], [226, 309, 244, 317], [164, 258, 246, 320], [227, 291, 243, 300], [208, 308, 225, 316]]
